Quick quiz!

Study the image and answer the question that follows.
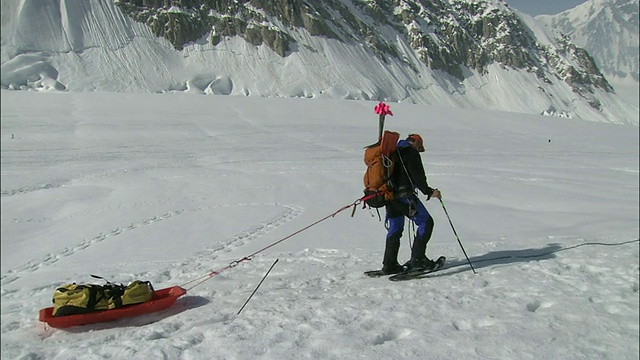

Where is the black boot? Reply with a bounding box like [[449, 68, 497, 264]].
[[382, 233, 404, 274], [410, 234, 428, 263], [409, 217, 435, 270], [408, 257, 436, 271]]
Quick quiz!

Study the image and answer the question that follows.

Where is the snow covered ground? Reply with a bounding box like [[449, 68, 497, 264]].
[[1, 90, 638, 359]]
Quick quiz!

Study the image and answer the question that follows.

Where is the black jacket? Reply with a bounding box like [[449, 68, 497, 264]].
[[393, 142, 434, 198]]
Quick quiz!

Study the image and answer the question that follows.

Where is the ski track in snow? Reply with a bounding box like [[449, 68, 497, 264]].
[[0, 157, 200, 198], [1, 183, 63, 197], [158, 202, 304, 286], [0, 202, 304, 289], [0, 209, 186, 285]]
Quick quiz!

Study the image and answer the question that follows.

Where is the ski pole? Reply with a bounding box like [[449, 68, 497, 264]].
[[439, 198, 476, 274], [237, 258, 279, 315]]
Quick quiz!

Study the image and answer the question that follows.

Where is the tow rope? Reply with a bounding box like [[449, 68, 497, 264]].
[[180, 193, 378, 290]]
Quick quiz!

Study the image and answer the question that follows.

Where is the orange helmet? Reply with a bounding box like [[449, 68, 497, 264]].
[[407, 134, 425, 152]]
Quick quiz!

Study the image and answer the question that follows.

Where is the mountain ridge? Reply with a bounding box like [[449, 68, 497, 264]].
[[0, 0, 637, 124], [536, 0, 639, 111]]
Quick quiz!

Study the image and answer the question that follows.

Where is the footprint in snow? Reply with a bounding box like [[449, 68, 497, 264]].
[[526, 299, 553, 312], [373, 328, 412, 345]]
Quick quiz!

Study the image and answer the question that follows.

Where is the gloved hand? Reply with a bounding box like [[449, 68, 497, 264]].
[[430, 188, 442, 200]]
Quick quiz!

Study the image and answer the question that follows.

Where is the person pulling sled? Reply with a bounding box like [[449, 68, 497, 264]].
[[380, 133, 442, 275]]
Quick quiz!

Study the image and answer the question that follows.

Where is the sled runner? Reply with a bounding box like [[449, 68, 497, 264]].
[[39, 286, 186, 328]]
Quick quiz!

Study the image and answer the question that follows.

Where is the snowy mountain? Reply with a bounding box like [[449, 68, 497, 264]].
[[537, 0, 639, 109], [0, 0, 637, 124]]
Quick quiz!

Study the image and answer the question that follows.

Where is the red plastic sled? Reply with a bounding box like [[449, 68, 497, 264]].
[[39, 286, 187, 328]]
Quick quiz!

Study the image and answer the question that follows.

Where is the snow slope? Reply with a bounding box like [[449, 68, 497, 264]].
[[1, 90, 638, 359], [536, 0, 640, 108], [1, 0, 637, 125]]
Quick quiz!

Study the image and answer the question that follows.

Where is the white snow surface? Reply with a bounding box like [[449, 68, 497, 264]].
[[1, 90, 638, 359]]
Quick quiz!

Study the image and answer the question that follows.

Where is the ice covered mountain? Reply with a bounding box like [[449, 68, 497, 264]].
[[0, 0, 637, 124], [537, 0, 639, 109]]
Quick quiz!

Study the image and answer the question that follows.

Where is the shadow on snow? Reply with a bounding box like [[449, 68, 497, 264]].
[[429, 238, 639, 277]]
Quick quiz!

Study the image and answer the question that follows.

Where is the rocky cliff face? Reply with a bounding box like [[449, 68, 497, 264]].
[[115, 0, 612, 108], [537, 0, 639, 83], [4, 0, 633, 123]]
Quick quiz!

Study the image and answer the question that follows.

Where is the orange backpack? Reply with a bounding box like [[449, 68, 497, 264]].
[[363, 130, 400, 208]]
